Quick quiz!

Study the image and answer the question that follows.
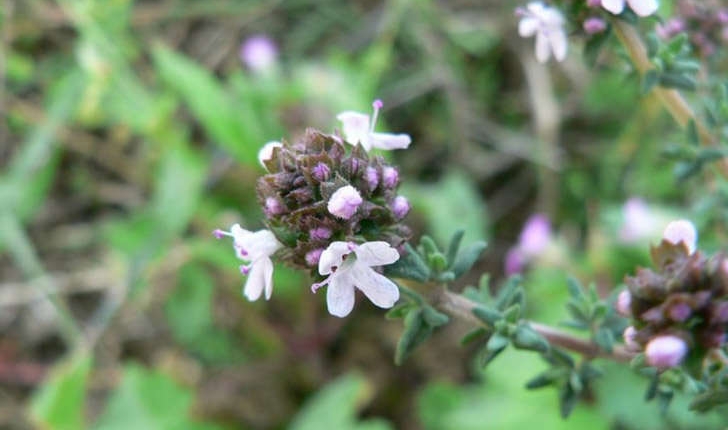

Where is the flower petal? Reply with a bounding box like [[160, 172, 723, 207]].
[[518, 17, 539, 37], [535, 32, 551, 63], [549, 29, 568, 62], [336, 111, 371, 150], [257, 141, 282, 168], [239, 229, 281, 260], [627, 0, 658, 17], [663, 219, 697, 254], [601, 0, 625, 15], [261, 257, 275, 300], [350, 263, 400, 309], [244, 260, 266, 301], [369, 132, 412, 150], [354, 241, 399, 267], [319, 241, 353, 275], [326, 270, 356, 317]]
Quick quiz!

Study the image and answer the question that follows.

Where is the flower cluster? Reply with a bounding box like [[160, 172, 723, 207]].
[[216, 101, 412, 317], [618, 220, 728, 370], [516, 1, 660, 63], [656, 0, 728, 58]]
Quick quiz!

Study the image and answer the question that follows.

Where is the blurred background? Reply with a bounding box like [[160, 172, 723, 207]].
[[2, 0, 728, 428]]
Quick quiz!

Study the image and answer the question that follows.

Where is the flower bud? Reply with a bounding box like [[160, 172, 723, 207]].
[[391, 195, 410, 220], [586, 0, 601, 7], [583, 17, 607, 34], [668, 302, 691, 322], [310, 227, 332, 241], [505, 248, 525, 275], [645, 335, 688, 369], [382, 166, 399, 188], [616, 290, 632, 316], [305, 248, 324, 266], [327, 185, 363, 219], [623, 326, 640, 351], [663, 219, 697, 254], [265, 197, 285, 216], [365, 167, 379, 191], [312, 163, 331, 181]]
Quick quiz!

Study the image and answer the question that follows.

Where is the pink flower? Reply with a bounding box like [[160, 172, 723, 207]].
[[240, 35, 278, 73], [601, 0, 659, 17], [214, 224, 281, 301], [663, 219, 697, 254], [616, 290, 632, 316], [312, 241, 400, 317], [337, 100, 411, 151], [327, 185, 363, 219], [645, 335, 688, 368], [504, 214, 553, 274], [391, 196, 410, 220], [583, 17, 607, 34], [517, 2, 568, 63], [623, 326, 640, 350]]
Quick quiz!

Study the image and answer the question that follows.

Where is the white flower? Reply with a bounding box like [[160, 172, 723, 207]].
[[312, 241, 400, 317], [214, 224, 282, 301], [258, 141, 282, 168], [517, 2, 568, 63], [663, 219, 697, 254], [601, 0, 658, 17], [336, 99, 411, 151], [327, 185, 363, 219]]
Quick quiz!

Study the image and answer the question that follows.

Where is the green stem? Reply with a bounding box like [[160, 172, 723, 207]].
[[434, 288, 634, 363]]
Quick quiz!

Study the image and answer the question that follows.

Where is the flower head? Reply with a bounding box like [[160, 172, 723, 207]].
[[504, 213, 553, 274], [663, 219, 697, 254], [601, 0, 659, 17], [337, 100, 412, 151], [240, 35, 278, 73], [312, 241, 400, 317], [645, 335, 688, 368], [517, 2, 568, 63], [214, 224, 281, 301], [327, 185, 363, 219]]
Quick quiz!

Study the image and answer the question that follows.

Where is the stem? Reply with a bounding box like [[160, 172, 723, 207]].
[[435, 289, 635, 363], [611, 20, 728, 176]]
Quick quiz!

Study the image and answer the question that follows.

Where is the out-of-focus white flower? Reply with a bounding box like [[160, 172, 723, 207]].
[[619, 198, 660, 243], [327, 185, 363, 219], [623, 326, 640, 350], [337, 99, 411, 151], [240, 35, 278, 73], [645, 335, 688, 368], [616, 290, 632, 316], [258, 141, 282, 168], [312, 241, 400, 317], [214, 224, 281, 301], [517, 2, 568, 63], [601, 0, 659, 17], [663, 219, 697, 254]]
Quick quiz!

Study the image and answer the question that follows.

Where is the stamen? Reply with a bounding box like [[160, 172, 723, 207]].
[[370, 99, 383, 133], [311, 279, 328, 293], [213, 229, 229, 239]]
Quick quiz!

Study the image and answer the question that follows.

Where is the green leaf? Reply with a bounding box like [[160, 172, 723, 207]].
[[152, 45, 261, 165], [494, 276, 522, 310], [450, 241, 487, 278], [686, 119, 699, 146], [472, 305, 502, 326], [151, 144, 207, 238], [395, 309, 432, 365], [385, 244, 431, 282], [641, 70, 659, 95], [421, 306, 450, 327], [512, 324, 550, 353], [486, 333, 510, 352], [525, 369, 562, 390], [689, 389, 728, 412], [566, 277, 584, 301], [290, 374, 392, 430], [659, 72, 697, 91], [445, 230, 465, 268], [94, 364, 223, 430], [502, 304, 521, 324], [30, 353, 92, 430], [559, 383, 578, 418], [593, 327, 614, 353], [460, 327, 488, 346]]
